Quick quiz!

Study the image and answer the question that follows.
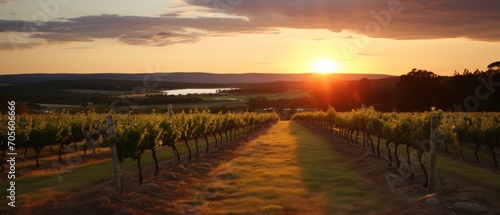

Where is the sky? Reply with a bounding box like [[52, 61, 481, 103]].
[[0, 0, 499, 76]]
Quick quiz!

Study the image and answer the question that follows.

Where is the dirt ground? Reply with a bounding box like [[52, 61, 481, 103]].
[[11, 121, 500, 215]]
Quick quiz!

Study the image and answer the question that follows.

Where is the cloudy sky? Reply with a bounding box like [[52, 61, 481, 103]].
[[1, 0, 499, 75]]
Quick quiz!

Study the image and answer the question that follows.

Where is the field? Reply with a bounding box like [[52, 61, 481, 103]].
[[33, 91, 310, 112], [2, 113, 500, 214], [137, 91, 311, 110]]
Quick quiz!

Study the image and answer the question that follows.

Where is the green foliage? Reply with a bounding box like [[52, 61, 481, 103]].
[[293, 107, 500, 166], [11, 110, 279, 183]]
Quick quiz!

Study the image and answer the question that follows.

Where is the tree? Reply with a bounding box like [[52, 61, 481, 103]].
[[487, 61, 500, 71], [394, 69, 440, 111], [248, 96, 268, 110]]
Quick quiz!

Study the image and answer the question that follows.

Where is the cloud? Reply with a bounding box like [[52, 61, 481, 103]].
[[160, 11, 184, 17], [187, 0, 500, 42], [0, 14, 275, 49], [62, 46, 99, 50], [0, 0, 499, 50], [0, 41, 45, 50], [357, 53, 380, 57]]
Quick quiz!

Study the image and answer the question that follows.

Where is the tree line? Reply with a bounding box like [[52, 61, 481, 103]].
[[310, 65, 500, 112]]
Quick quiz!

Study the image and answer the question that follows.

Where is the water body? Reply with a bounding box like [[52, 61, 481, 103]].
[[162, 88, 236, 95]]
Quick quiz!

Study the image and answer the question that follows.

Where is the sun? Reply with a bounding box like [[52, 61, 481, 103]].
[[311, 59, 338, 74]]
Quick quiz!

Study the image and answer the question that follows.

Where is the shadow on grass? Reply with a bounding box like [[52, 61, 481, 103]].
[[290, 122, 381, 214]]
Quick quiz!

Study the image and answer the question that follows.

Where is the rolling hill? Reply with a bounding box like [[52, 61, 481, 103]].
[[0, 72, 394, 84]]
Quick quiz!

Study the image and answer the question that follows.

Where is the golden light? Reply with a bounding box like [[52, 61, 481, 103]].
[[311, 58, 338, 74]]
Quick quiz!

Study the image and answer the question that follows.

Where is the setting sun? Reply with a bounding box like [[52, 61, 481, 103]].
[[311, 59, 338, 74]]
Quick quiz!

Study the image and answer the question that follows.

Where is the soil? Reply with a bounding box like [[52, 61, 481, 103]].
[[10, 121, 500, 215]]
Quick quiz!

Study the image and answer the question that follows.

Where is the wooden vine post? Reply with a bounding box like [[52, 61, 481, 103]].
[[106, 115, 122, 195], [428, 115, 439, 194], [168, 104, 178, 165]]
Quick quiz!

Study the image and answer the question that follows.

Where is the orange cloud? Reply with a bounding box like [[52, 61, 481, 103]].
[[1, 0, 499, 50]]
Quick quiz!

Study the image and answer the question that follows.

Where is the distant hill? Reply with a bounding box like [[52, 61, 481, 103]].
[[0, 72, 394, 84]]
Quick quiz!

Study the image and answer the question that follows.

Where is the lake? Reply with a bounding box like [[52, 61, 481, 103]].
[[162, 88, 236, 95]]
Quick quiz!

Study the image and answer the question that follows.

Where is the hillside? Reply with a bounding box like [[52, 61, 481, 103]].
[[0, 72, 394, 84]]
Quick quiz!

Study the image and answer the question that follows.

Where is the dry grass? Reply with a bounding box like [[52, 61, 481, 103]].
[[183, 121, 382, 214]]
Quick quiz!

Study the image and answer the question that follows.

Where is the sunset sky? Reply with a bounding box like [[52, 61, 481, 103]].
[[1, 0, 499, 76]]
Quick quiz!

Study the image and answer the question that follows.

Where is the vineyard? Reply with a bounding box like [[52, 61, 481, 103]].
[[2, 107, 500, 214], [0, 110, 279, 186], [292, 108, 500, 186]]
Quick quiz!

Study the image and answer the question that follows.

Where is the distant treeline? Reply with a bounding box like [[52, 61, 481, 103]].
[[247, 96, 317, 111], [113, 94, 204, 106], [309, 68, 500, 112]]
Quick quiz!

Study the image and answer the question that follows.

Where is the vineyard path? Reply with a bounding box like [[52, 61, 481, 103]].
[[173, 121, 414, 215]]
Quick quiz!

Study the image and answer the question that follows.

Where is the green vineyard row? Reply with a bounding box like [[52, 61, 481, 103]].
[[0, 111, 279, 184], [292, 108, 500, 186]]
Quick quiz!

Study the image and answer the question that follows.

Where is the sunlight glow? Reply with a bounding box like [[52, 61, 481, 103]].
[[311, 59, 338, 74]]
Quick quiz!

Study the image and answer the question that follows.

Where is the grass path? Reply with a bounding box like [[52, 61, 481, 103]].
[[189, 121, 383, 215]]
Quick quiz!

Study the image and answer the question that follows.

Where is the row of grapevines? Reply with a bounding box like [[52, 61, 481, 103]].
[[292, 107, 500, 186], [443, 112, 500, 165], [1, 111, 279, 184], [0, 111, 107, 168], [104, 110, 278, 184]]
